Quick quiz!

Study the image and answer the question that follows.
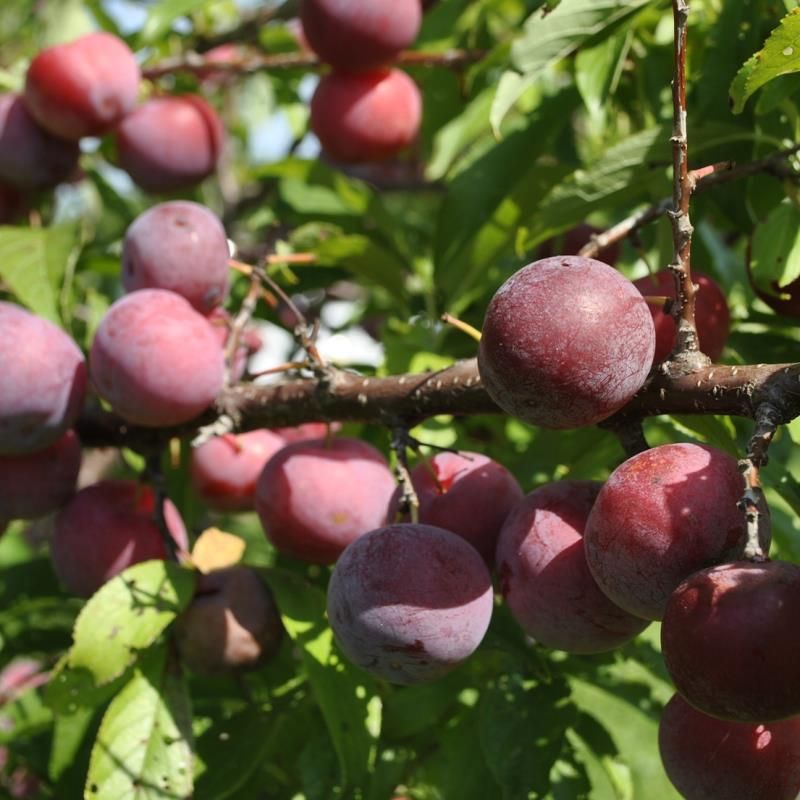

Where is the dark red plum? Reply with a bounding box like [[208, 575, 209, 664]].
[[634, 271, 730, 363], [327, 523, 493, 684], [192, 430, 287, 512], [116, 95, 224, 193], [662, 561, 800, 722], [387, 451, 523, 564], [24, 32, 140, 140], [122, 201, 230, 314], [478, 257, 655, 429], [255, 437, 396, 564], [311, 69, 421, 163], [0, 431, 81, 520], [90, 289, 225, 427], [584, 443, 745, 620], [496, 481, 649, 654], [51, 481, 189, 597], [174, 566, 284, 675], [301, 0, 421, 72], [0, 95, 79, 189], [0, 302, 87, 455], [659, 693, 800, 800]]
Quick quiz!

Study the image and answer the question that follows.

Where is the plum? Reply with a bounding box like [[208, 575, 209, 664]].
[[24, 32, 140, 140], [478, 256, 655, 429], [116, 95, 224, 193], [387, 450, 523, 564], [191, 431, 287, 512], [51, 480, 188, 597], [310, 69, 421, 163], [301, 0, 421, 72], [659, 693, 800, 800], [0, 430, 81, 520], [634, 271, 730, 363], [255, 437, 396, 564], [0, 302, 87, 455], [583, 443, 745, 620], [122, 201, 230, 314], [496, 481, 649, 653], [0, 95, 79, 189], [327, 523, 493, 684], [90, 289, 225, 427], [537, 223, 621, 266], [662, 560, 800, 722], [174, 566, 284, 675]]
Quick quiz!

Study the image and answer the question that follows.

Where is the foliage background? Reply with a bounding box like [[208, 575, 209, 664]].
[[2, 0, 800, 797]]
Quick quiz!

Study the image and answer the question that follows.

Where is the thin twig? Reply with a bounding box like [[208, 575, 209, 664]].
[[578, 144, 800, 261], [224, 274, 261, 385], [390, 425, 420, 523], [145, 453, 179, 562]]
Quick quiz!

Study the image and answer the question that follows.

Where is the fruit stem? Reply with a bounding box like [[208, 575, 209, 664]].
[[441, 312, 482, 342], [391, 426, 420, 524]]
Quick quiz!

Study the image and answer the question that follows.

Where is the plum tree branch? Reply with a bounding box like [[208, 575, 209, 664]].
[[141, 48, 486, 80], [75, 358, 800, 451]]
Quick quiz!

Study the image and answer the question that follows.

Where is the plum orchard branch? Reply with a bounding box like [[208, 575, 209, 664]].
[[141, 48, 486, 80], [75, 358, 800, 451]]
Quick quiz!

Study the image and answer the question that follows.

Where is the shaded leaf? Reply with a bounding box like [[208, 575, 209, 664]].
[[85, 648, 194, 800], [69, 561, 196, 687]]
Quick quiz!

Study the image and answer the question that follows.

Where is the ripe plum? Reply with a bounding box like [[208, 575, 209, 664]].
[[584, 443, 745, 620], [327, 523, 493, 684], [122, 201, 230, 314], [255, 437, 396, 564], [478, 256, 655, 429], [496, 481, 649, 653], [0, 302, 87, 455], [51, 480, 188, 597], [90, 289, 225, 427], [24, 32, 140, 140], [311, 69, 421, 163], [116, 95, 223, 192], [387, 451, 523, 564]]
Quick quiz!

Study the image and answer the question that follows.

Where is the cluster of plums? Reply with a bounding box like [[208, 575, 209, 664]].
[[301, 0, 423, 163], [0, 31, 223, 211]]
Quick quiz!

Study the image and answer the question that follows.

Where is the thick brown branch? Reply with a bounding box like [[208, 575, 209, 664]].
[[75, 359, 800, 451], [142, 48, 486, 80]]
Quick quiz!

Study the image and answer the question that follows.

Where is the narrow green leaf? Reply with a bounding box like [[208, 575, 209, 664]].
[[730, 8, 800, 113], [491, 0, 651, 130], [265, 568, 380, 791], [575, 31, 630, 116], [85, 648, 194, 800], [0, 223, 80, 321], [49, 707, 97, 782], [69, 561, 196, 687]]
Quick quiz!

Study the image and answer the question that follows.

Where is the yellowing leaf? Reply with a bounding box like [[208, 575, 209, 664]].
[[191, 528, 246, 574]]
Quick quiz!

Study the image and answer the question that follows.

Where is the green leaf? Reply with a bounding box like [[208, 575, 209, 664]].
[[69, 561, 196, 687], [85, 648, 194, 800], [575, 31, 630, 116], [265, 568, 380, 792], [314, 233, 407, 302], [491, 0, 651, 131], [49, 707, 97, 782], [435, 88, 576, 303], [45, 656, 127, 714], [730, 8, 800, 113], [0, 223, 80, 321], [194, 706, 281, 800], [139, 0, 207, 43], [570, 678, 680, 800], [749, 203, 800, 292], [479, 675, 575, 799]]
